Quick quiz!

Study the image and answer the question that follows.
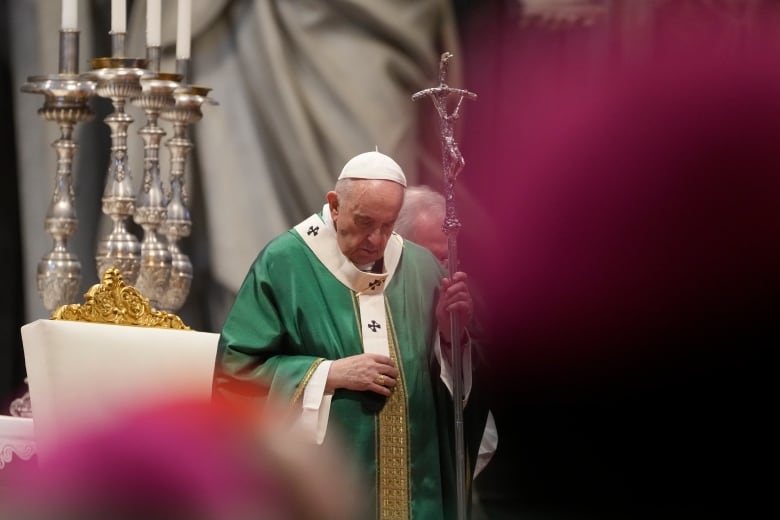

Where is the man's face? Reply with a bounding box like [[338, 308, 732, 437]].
[[327, 180, 405, 265], [411, 212, 449, 268]]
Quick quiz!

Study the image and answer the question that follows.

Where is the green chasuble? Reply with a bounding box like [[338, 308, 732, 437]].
[[214, 212, 488, 520]]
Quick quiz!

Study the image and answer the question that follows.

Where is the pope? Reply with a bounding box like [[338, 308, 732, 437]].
[[213, 150, 493, 520]]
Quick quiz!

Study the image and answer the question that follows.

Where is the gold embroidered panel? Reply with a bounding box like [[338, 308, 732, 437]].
[[377, 301, 411, 520]]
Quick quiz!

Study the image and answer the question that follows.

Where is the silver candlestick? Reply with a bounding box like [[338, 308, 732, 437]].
[[158, 85, 216, 312], [130, 72, 181, 308], [84, 57, 152, 284], [21, 30, 96, 310]]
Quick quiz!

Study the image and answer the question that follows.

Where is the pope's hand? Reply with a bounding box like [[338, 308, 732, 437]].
[[327, 353, 398, 396], [436, 271, 473, 345]]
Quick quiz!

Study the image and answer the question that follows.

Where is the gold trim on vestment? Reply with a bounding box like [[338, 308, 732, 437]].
[[376, 297, 410, 520], [351, 293, 363, 342], [290, 357, 326, 407], [51, 268, 190, 330]]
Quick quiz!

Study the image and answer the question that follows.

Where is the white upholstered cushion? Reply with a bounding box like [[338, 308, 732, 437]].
[[21, 319, 219, 459]]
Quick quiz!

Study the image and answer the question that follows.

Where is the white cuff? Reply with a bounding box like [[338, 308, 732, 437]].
[[294, 360, 333, 444], [434, 331, 473, 403]]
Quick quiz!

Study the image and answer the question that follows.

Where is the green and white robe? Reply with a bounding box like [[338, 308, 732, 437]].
[[214, 206, 491, 519]]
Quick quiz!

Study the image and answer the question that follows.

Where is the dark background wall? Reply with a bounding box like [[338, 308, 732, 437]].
[[0, 0, 27, 412]]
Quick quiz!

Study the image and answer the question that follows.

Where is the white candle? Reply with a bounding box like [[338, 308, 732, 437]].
[[61, 0, 78, 30], [176, 0, 192, 59], [146, 0, 162, 47], [111, 0, 126, 33]]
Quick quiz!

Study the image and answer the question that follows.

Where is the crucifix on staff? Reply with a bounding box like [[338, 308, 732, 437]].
[[413, 51, 478, 520]]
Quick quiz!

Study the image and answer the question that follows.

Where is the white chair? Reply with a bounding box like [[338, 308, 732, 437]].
[[20, 269, 220, 462]]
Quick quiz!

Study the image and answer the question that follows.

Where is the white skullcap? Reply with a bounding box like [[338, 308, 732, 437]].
[[338, 151, 407, 187]]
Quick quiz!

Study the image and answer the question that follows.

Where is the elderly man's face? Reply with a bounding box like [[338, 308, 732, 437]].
[[411, 212, 449, 269], [327, 180, 405, 266]]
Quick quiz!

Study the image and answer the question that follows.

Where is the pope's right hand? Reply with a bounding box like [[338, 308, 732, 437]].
[[326, 353, 398, 396]]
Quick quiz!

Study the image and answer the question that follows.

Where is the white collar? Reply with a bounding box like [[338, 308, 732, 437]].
[[293, 204, 403, 293]]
